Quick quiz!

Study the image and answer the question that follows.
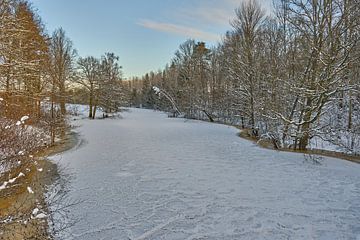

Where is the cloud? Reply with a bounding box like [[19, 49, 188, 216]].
[[176, 0, 272, 26], [176, 0, 240, 26], [137, 19, 221, 42], [136, 0, 272, 43], [178, 7, 233, 26]]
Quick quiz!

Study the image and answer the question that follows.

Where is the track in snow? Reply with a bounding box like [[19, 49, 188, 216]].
[[52, 108, 360, 240]]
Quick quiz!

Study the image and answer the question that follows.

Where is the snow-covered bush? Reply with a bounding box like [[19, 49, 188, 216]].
[[0, 116, 49, 174]]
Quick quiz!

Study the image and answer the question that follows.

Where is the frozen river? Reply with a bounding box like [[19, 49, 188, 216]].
[[52, 108, 360, 240]]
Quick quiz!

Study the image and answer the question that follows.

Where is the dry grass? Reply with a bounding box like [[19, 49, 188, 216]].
[[0, 131, 78, 240], [0, 160, 56, 240]]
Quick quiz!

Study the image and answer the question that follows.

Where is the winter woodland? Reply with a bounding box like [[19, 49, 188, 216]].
[[0, 0, 360, 239]]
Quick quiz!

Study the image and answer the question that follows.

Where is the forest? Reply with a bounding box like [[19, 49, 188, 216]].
[[128, 0, 360, 154]]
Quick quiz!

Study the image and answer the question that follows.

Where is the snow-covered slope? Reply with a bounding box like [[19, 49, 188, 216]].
[[51, 108, 360, 240]]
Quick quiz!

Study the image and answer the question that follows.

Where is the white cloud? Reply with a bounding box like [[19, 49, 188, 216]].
[[178, 7, 233, 26], [136, 0, 272, 43], [176, 0, 273, 26], [137, 19, 221, 42], [176, 0, 239, 26]]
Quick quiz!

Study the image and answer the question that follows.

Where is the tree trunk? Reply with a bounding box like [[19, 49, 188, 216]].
[[348, 94, 352, 130], [60, 86, 66, 116], [37, 100, 41, 118], [298, 98, 312, 150], [282, 97, 299, 146], [89, 90, 93, 118], [92, 105, 97, 119], [202, 110, 214, 122]]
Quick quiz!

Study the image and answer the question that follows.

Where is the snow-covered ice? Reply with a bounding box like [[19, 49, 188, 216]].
[[52, 108, 360, 240]]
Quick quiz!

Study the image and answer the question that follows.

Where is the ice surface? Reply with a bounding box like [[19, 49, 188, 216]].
[[51, 108, 360, 240]]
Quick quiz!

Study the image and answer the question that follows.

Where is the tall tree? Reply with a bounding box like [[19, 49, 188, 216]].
[[98, 52, 124, 115], [49, 27, 76, 116], [229, 0, 265, 132], [77, 56, 101, 118], [15, 1, 49, 117]]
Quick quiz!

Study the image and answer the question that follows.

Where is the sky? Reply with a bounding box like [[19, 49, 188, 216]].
[[32, 0, 272, 78]]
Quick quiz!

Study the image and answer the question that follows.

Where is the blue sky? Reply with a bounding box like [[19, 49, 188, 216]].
[[32, 0, 272, 78]]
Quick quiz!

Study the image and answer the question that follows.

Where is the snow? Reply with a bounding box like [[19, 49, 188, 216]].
[[152, 86, 161, 94], [8, 177, 17, 184], [34, 213, 47, 219], [310, 136, 346, 153], [27, 186, 34, 194], [1, 216, 13, 224], [0, 172, 25, 191], [0, 181, 8, 191], [15, 116, 30, 126], [20, 115, 29, 122], [51, 107, 360, 240], [32, 208, 39, 215]]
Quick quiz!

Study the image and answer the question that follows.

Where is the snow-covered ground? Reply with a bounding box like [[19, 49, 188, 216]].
[[51, 108, 360, 240]]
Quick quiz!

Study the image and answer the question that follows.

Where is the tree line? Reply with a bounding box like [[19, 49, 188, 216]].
[[0, 0, 125, 237], [0, 0, 125, 170], [128, 0, 360, 154]]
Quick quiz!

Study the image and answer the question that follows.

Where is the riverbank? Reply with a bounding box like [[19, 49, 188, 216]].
[[238, 128, 360, 164], [186, 116, 360, 163], [0, 130, 78, 240]]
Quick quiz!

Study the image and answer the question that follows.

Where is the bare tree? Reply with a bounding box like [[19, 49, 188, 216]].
[[77, 56, 101, 118], [228, 0, 265, 133], [49, 27, 76, 116]]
